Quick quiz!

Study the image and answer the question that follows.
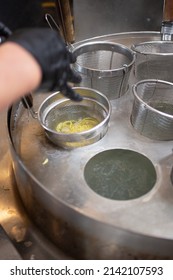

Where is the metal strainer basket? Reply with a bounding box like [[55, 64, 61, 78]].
[[38, 87, 111, 148], [131, 41, 173, 82], [131, 79, 173, 140], [71, 41, 135, 100]]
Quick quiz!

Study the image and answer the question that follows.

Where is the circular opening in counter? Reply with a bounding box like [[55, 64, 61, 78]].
[[84, 149, 156, 200]]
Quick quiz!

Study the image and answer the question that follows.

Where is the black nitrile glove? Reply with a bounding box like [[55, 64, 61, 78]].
[[0, 21, 12, 42], [7, 28, 82, 101]]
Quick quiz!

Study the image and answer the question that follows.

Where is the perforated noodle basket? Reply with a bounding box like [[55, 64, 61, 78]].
[[131, 41, 173, 82], [131, 79, 173, 140], [71, 41, 135, 100]]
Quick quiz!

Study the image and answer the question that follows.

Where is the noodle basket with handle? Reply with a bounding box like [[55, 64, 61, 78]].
[[37, 87, 111, 148], [131, 79, 173, 140], [71, 41, 135, 100], [131, 41, 173, 82]]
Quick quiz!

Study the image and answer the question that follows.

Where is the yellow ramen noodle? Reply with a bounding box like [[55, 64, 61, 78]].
[[56, 117, 99, 133]]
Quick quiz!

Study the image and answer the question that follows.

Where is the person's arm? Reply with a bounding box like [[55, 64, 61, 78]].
[[0, 42, 42, 110], [0, 27, 82, 111]]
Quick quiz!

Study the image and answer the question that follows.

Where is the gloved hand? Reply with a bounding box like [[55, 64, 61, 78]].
[[7, 28, 82, 101]]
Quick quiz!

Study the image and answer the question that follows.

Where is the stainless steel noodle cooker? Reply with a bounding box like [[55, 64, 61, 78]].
[[7, 31, 173, 260]]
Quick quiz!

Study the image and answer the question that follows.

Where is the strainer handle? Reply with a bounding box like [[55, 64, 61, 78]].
[[162, 0, 173, 22], [21, 94, 37, 119], [21, 94, 33, 109], [161, 0, 173, 40], [45, 13, 74, 50]]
